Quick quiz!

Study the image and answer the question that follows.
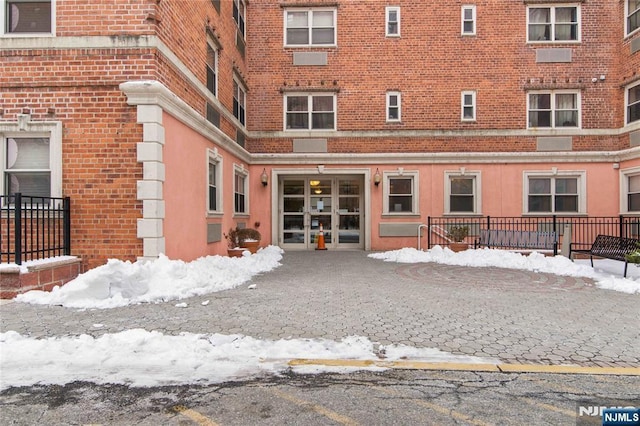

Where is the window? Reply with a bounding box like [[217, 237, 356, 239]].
[[285, 8, 336, 46], [524, 171, 585, 214], [2, 0, 52, 34], [383, 171, 419, 214], [461, 91, 476, 121], [234, 167, 247, 214], [233, 0, 245, 38], [628, 174, 640, 212], [233, 78, 246, 127], [386, 6, 400, 37], [285, 93, 336, 130], [627, 82, 640, 125], [445, 172, 481, 214], [210, 0, 220, 14], [527, 5, 579, 42], [628, 0, 640, 35], [3, 137, 50, 197], [528, 91, 579, 128], [207, 150, 222, 213], [206, 43, 217, 97], [461, 5, 476, 35], [386, 91, 401, 122]]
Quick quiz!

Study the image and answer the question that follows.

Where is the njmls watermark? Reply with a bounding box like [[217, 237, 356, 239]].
[[576, 399, 640, 426]]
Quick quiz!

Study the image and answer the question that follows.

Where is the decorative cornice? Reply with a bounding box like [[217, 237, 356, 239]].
[[120, 80, 250, 163]]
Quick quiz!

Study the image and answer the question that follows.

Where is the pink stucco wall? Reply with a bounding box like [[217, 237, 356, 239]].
[[162, 114, 271, 261], [159, 113, 634, 257]]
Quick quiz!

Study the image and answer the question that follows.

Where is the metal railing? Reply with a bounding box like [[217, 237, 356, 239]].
[[422, 215, 640, 251], [0, 194, 71, 265]]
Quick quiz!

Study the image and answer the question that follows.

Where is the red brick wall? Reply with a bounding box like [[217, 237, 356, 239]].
[[1, 0, 248, 269], [246, 0, 627, 152]]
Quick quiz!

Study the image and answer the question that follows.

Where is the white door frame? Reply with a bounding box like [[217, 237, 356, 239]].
[[270, 167, 372, 250]]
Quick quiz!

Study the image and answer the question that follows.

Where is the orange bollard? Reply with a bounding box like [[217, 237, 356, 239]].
[[316, 223, 327, 250]]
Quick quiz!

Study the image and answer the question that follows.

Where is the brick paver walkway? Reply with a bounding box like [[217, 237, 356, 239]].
[[1, 251, 638, 367]]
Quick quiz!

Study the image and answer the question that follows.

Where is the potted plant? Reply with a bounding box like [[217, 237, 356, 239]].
[[447, 225, 469, 252], [224, 227, 244, 257], [237, 227, 261, 253]]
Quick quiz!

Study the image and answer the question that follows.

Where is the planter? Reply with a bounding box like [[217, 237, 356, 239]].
[[449, 242, 469, 252], [241, 240, 260, 254], [227, 248, 245, 257]]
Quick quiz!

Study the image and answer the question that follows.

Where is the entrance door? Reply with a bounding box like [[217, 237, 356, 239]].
[[280, 176, 363, 249]]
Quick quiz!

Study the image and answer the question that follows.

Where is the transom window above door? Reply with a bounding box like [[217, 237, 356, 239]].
[[285, 8, 336, 46], [285, 93, 336, 130]]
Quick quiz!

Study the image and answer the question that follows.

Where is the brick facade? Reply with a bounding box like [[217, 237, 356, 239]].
[[0, 0, 639, 276]]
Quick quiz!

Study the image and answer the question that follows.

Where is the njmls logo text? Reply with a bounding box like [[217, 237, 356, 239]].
[[578, 406, 638, 417], [578, 406, 640, 426]]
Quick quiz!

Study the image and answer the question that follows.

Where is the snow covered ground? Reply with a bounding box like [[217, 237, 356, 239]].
[[1, 246, 638, 390]]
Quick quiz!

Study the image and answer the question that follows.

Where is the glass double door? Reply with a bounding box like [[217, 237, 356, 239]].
[[280, 176, 363, 249]]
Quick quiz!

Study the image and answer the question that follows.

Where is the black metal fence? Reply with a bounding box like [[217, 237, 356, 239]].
[[0, 194, 71, 265], [424, 215, 640, 251]]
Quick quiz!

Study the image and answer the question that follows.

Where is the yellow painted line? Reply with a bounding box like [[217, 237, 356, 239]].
[[288, 358, 499, 372], [286, 359, 640, 376], [171, 405, 220, 426], [373, 386, 492, 426], [519, 397, 577, 418], [497, 363, 640, 376], [268, 387, 360, 426]]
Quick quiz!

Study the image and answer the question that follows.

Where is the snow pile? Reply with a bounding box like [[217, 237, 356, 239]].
[[15, 246, 284, 309], [0, 330, 498, 390], [370, 246, 640, 294]]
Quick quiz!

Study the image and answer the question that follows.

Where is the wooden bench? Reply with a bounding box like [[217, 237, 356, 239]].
[[474, 229, 558, 255], [569, 234, 640, 277]]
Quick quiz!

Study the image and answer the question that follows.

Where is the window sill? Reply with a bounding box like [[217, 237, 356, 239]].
[[382, 213, 421, 218], [443, 213, 483, 217], [207, 212, 223, 218], [521, 212, 587, 217]]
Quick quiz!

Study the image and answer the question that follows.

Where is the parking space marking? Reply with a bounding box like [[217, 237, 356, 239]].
[[170, 405, 220, 426], [372, 386, 492, 426], [519, 375, 587, 395], [267, 387, 360, 426], [518, 397, 577, 418]]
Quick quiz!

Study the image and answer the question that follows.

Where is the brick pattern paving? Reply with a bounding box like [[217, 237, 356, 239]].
[[1, 251, 638, 368]]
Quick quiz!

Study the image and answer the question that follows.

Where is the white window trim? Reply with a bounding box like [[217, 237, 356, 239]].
[[522, 170, 586, 215], [0, 118, 62, 199], [283, 92, 337, 131], [620, 166, 640, 214], [526, 4, 581, 43], [233, 0, 246, 39], [233, 76, 246, 128], [386, 91, 401, 122], [382, 170, 419, 215], [527, 90, 581, 129], [461, 90, 476, 122], [207, 149, 222, 215], [626, 0, 640, 37], [233, 163, 249, 215], [206, 39, 218, 98], [444, 170, 482, 215], [283, 7, 337, 47], [385, 6, 400, 37], [625, 80, 640, 126], [461, 5, 476, 36], [1, 0, 56, 37]]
